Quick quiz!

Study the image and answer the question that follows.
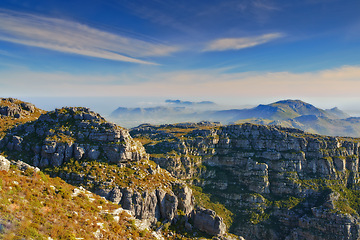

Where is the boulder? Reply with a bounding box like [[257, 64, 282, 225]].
[[193, 207, 226, 236], [74, 145, 85, 160], [0, 155, 10, 171], [173, 183, 194, 215], [156, 188, 178, 222], [108, 187, 122, 204]]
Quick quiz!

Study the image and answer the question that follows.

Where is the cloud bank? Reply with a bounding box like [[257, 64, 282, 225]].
[[2, 65, 360, 99], [0, 9, 179, 64], [204, 33, 284, 51]]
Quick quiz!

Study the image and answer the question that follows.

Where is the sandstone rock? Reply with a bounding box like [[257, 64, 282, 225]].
[[20, 102, 35, 112], [64, 143, 74, 161], [12, 160, 40, 172], [193, 207, 226, 236], [120, 187, 134, 213], [173, 183, 194, 215], [12, 136, 23, 151], [109, 187, 122, 204], [156, 189, 178, 222], [39, 158, 49, 167], [0, 155, 10, 171]]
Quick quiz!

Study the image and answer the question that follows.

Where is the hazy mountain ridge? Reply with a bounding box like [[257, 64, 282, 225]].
[[165, 99, 216, 106], [110, 99, 359, 137]]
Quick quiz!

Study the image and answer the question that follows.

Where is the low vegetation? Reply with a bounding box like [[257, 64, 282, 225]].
[[0, 166, 155, 239]]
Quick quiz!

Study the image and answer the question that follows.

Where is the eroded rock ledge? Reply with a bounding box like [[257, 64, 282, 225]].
[[131, 122, 360, 240]]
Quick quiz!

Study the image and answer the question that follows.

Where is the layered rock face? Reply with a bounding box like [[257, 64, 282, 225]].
[[0, 108, 227, 237], [131, 122, 360, 240], [0, 107, 148, 167]]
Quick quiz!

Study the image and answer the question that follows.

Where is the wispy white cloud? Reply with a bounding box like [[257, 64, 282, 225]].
[[0, 9, 179, 64], [252, 0, 281, 11], [204, 33, 284, 51]]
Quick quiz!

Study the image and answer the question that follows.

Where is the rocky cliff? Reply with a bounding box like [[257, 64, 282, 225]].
[[0, 107, 227, 238], [0, 97, 44, 137], [131, 122, 360, 239]]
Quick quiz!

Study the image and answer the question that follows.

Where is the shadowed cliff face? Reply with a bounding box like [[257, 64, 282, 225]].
[[131, 122, 360, 240]]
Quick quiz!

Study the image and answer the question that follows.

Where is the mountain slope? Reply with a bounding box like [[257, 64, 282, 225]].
[[110, 99, 359, 137], [131, 122, 360, 240], [0, 97, 45, 137], [227, 100, 358, 137], [215, 99, 347, 122], [0, 158, 157, 239], [0, 105, 232, 238]]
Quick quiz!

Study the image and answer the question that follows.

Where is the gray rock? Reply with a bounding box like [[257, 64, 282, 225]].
[[12, 160, 40, 172], [12, 136, 23, 151], [109, 187, 122, 204], [120, 187, 134, 213], [42, 141, 57, 154], [20, 102, 35, 112], [64, 143, 74, 161], [139, 190, 158, 220], [74, 145, 85, 160], [156, 189, 178, 222], [39, 158, 49, 167], [51, 152, 63, 167], [193, 207, 226, 236], [88, 147, 100, 160], [173, 183, 194, 215]]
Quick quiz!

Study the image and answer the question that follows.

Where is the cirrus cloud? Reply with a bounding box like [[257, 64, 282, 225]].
[[0, 9, 180, 65], [204, 33, 284, 51]]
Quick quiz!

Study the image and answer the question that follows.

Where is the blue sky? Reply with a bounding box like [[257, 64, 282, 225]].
[[1, 0, 360, 112]]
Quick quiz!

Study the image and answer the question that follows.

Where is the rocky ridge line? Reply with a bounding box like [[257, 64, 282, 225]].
[[0, 107, 228, 237]]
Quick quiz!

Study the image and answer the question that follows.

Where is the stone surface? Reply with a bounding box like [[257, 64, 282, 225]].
[[193, 207, 227, 236], [0, 155, 10, 171], [131, 122, 360, 239], [173, 183, 194, 215], [0, 107, 148, 169]]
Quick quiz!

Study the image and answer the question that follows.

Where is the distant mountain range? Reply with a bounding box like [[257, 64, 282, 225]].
[[165, 99, 215, 106], [109, 99, 360, 137]]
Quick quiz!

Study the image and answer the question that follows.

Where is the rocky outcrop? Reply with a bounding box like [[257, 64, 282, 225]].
[[0, 108, 229, 237], [0, 155, 10, 171], [131, 122, 360, 239], [0, 107, 148, 168], [173, 183, 195, 215], [0, 98, 36, 118], [193, 207, 227, 236], [0, 155, 40, 173]]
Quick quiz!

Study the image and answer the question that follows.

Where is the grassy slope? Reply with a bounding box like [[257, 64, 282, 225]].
[[0, 166, 155, 240], [0, 103, 217, 240], [0, 99, 45, 137]]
